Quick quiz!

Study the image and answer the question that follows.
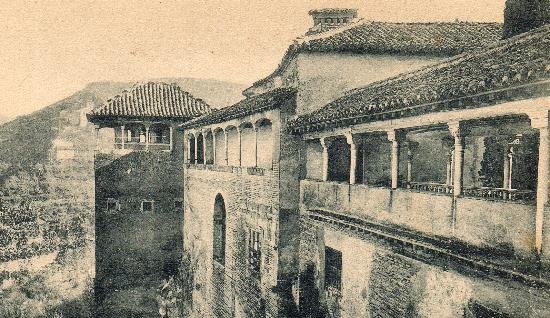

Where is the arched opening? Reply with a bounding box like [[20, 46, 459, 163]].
[[149, 123, 170, 144], [256, 119, 273, 169], [187, 134, 196, 163], [196, 132, 205, 164], [214, 128, 226, 165], [204, 130, 214, 165], [213, 194, 226, 265], [226, 126, 239, 166], [240, 122, 255, 167]]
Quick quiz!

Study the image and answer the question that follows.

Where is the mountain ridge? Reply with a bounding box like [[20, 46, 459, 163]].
[[0, 77, 245, 169]]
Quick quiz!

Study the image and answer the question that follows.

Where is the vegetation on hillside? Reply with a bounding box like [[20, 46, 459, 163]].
[[503, 0, 550, 38]]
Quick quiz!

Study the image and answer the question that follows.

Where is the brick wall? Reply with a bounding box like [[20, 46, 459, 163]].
[[183, 102, 303, 317]]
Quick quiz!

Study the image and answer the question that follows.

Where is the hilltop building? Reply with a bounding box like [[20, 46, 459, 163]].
[[177, 7, 550, 318], [87, 82, 211, 317]]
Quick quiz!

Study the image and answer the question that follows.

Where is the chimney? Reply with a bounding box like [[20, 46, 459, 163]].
[[307, 8, 358, 35]]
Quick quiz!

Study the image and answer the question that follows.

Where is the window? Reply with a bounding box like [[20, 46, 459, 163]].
[[213, 194, 226, 265], [141, 200, 154, 213], [249, 228, 262, 280], [325, 247, 342, 292], [106, 198, 119, 214]]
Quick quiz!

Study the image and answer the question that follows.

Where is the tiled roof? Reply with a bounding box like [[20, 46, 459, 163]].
[[181, 88, 296, 129], [289, 25, 550, 133], [248, 20, 503, 90], [88, 82, 211, 121]]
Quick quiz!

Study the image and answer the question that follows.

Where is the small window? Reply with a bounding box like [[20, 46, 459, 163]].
[[141, 200, 154, 213], [249, 228, 262, 280], [325, 247, 342, 292], [106, 198, 119, 213], [326, 18, 332, 23]]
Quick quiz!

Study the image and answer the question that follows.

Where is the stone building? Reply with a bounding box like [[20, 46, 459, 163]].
[[289, 23, 550, 318], [179, 8, 534, 318], [87, 82, 211, 317]]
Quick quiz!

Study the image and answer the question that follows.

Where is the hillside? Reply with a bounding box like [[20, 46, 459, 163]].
[[0, 78, 245, 317], [0, 78, 245, 169]]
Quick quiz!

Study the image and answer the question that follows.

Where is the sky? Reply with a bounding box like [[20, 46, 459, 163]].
[[0, 0, 505, 118]]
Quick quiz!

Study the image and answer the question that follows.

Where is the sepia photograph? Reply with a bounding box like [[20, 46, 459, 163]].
[[0, 0, 549, 317]]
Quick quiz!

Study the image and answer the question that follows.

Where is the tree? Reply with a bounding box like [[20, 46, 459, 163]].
[[503, 0, 550, 38]]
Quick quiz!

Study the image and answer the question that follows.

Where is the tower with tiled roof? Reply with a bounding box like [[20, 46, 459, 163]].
[[88, 82, 211, 317]]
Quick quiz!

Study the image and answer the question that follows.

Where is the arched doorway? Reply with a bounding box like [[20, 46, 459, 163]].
[[213, 194, 226, 265]]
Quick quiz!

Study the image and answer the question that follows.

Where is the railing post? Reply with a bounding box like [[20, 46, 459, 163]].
[[448, 122, 465, 197], [528, 110, 549, 254], [320, 137, 331, 182], [387, 130, 403, 189]]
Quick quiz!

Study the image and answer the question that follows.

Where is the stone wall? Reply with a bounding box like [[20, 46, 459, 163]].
[[295, 53, 443, 116], [183, 102, 303, 317], [183, 167, 279, 317], [299, 220, 550, 318], [300, 180, 537, 259], [94, 150, 184, 317]]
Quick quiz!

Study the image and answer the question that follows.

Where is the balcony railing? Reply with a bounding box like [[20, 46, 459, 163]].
[[185, 164, 269, 176], [462, 187, 536, 202], [407, 182, 453, 195], [247, 167, 265, 176]]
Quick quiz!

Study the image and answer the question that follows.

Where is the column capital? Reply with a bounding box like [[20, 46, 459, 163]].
[[447, 121, 461, 138], [527, 110, 549, 129], [345, 132, 362, 147], [387, 130, 405, 143], [320, 136, 332, 149]]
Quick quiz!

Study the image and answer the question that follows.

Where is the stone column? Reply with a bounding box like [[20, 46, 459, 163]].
[[186, 136, 192, 163], [145, 125, 150, 151], [320, 137, 331, 182], [503, 146, 511, 190], [254, 125, 259, 167], [446, 150, 454, 186], [387, 130, 402, 189], [169, 126, 174, 152], [212, 131, 217, 165], [346, 133, 358, 185], [94, 126, 100, 151], [224, 130, 229, 165], [194, 132, 198, 164], [202, 132, 207, 165], [529, 111, 549, 254], [237, 127, 242, 166], [448, 122, 465, 197], [121, 125, 126, 150]]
